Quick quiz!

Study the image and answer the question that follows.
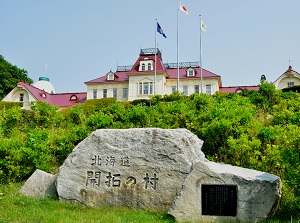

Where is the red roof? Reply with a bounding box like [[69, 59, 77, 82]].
[[18, 82, 86, 108], [129, 54, 166, 73], [85, 71, 129, 84], [219, 86, 259, 93], [85, 49, 220, 84], [166, 67, 219, 79]]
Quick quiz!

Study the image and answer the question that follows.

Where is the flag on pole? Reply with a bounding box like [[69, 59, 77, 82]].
[[179, 2, 189, 15], [157, 22, 167, 38], [201, 19, 207, 32]]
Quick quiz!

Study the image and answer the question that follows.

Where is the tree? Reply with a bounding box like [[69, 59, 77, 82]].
[[0, 55, 33, 100]]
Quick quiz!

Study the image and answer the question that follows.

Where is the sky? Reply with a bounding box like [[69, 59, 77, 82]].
[[1, 1, 300, 93]]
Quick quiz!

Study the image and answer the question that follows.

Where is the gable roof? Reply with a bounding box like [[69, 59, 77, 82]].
[[18, 81, 86, 108], [128, 51, 166, 74], [85, 48, 220, 84], [166, 67, 220, 80], [272, 65, 300, 84]]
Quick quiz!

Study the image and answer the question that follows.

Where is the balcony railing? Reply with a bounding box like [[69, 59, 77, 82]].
[[164, 61, 199, 69], [140, 48, 162, 58], [117, 65, 133, 71]]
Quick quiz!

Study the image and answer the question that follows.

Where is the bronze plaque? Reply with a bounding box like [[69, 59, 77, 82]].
[[202, 185, 237, 216]]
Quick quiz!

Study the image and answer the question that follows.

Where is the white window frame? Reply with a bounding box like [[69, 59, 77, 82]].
[[113, 88, 117, 98], [103, 89, 107, 98], [172, 86, 176, 93], [206, 85, 211, 95], [123, 88, 128, 98], [93, 89, 97, 99], [187, 68, 195, 77], [183, 86, 188, 96], [288, 82, 294, 87], [194, 85, 199, 94], [138, 81, 153, 95], [107, 73, 114, 80]]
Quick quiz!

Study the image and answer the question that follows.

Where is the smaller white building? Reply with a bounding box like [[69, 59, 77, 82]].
[[273, 66, 300, 90], [2, 77, 86, 110]]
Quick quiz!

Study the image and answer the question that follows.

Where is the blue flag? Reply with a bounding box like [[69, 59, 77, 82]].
[[157, 22, 167, 38]]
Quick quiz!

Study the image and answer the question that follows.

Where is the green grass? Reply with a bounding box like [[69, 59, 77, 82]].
[[0, 183, 175, 223], [0, 183, 298, 223]]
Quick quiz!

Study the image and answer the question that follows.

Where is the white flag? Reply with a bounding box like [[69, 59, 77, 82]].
[[201, 20, 207, 32], [179, 2, 189, 15]]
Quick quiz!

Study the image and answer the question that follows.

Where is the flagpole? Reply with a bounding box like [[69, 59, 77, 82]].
[[177, 0, 179, 91], [199, 15, 203, 94], [154, 19, 157, 95]]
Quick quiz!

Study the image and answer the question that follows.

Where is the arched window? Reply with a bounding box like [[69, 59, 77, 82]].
[[70, 95, 78, 101], [142, 63, 145, 71], [148, 63, 151, 70]]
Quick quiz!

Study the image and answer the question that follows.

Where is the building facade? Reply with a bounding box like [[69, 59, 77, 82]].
[[2, 77, 86, 110], [85, 48, 222, 101], [3, 49, 299, 109], [272, 65, 300, 90]]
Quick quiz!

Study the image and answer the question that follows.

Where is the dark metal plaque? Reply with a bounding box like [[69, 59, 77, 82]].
[[201, 184, 237, 216]]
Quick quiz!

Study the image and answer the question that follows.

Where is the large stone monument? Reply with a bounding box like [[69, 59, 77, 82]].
[[53, 128, 281, 222], [56, 128, 205, 210]]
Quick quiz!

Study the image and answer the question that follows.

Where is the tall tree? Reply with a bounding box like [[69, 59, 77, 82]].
[[0, 55, 33, 100]]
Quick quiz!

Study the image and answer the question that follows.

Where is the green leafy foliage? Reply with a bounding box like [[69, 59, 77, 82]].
[[0, 81, 299, 219], [0, 55, 33, 100]]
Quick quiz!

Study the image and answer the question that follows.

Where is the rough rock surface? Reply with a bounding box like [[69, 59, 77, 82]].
[[56, 128, 205, 210], [20, 169, 57, 198], [168, 160, 282, 223]]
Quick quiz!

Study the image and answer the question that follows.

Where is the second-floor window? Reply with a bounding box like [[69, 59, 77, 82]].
[[148, 63, 151, 70], [141, 63, 145, 71], [288, 82, 294, 87]]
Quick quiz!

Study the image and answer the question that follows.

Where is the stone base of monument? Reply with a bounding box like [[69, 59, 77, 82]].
[[168, 160, 281, 223], [20, 128, 281, 223], [20, 169, 57, 198]]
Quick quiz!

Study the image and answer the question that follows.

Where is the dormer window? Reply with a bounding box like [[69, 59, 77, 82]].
[[70, 94, 78, 101], [236, 89, 243, 93], [107, 73, 115, 81], [187, 68, 195, 77], [139, 58, 154, 71], [39, 92, 46, 98]]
